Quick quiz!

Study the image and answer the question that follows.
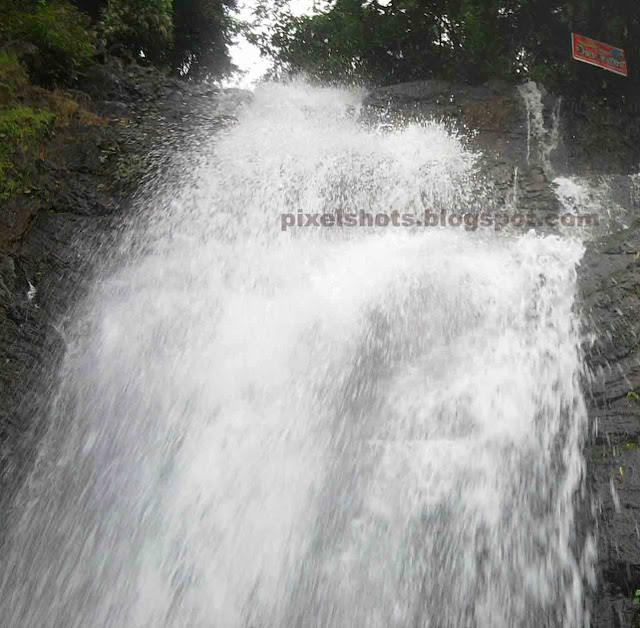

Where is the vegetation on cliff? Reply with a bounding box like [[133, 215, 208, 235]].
[[244, 0, 639, 169], [95, 0, 238, 79], [0, 46, 105, 200], [1, 0, 638, 204], [1, 0, 238, 81], [249, 0, 637, 100], [0, 0, 238, 201]]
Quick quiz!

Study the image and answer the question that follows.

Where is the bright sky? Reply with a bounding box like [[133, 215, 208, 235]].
[[225, 0, 317, 89]]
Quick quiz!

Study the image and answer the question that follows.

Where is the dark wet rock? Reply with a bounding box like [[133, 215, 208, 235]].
[[51, 175, 114, 217], [77, 65, 125, 101], [100, 100, 129, 116], [579, 219, 640, 627], [65, 140, 102, 174], [0, 256, 16, 298], [556, 102, 640, 177]]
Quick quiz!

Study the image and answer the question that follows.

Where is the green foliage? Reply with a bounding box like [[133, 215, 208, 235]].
[[94, 0, 237, 78], [1, 0, 95, 85], [0, 51, 29, 88], [251, 0, 640, 95], [249, 0, 515, 84], [0, 52, 28, 105], [99, 0, 173, 63], [0, 0, 238, 83], [0, 106, 54, 146], [172, 0, 238, 79], [0, 105, 55, 199], [72, 0, 108, 20]]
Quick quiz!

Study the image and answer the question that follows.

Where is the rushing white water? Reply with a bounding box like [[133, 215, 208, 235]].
[[518, 81, 561, 175], [0, 83, 591, 627], [554, 175, 629, 236]]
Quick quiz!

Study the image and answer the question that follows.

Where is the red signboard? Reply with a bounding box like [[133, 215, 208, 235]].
[[572, 33, 627, 76]]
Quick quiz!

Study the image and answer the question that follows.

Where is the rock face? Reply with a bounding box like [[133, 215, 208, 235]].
[[0, 58, 250, 513], [362, 79, 640, 627], [579, 217, 640, 628]]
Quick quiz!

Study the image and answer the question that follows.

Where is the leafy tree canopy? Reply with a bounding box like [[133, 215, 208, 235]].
[[248, 0, 638, 101], [0, 0, 239, 83], [97, 0, 238, 78]]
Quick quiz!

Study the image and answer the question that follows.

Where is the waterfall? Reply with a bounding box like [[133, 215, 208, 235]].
[[518, 81, 561, 175], [0, 82, 591, 628], [553, 174, 628, 235]]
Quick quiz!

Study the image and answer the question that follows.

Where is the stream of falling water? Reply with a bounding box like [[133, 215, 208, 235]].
[[0, 83, 591, 627]]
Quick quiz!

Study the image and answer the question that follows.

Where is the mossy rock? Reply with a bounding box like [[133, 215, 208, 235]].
[[0, 105, 55, 200], [0, 83, 14, 108], [0, 51, 29, 89]]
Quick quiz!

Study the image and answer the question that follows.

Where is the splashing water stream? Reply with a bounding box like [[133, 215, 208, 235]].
[[0, 83, 591, 627]]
